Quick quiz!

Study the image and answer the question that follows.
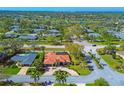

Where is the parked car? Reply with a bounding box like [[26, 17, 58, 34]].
[[92, 44, 97, 47]]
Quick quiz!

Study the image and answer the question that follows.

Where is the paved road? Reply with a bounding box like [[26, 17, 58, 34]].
[[23, 44, 65, 48], [77, 40, 124, 86]]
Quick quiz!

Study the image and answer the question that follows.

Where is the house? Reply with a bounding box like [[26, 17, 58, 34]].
[[43, 29, 61, 37], [32, 28, 44, 33], [18, 34, 38, 40], [107, 30, 124, 39], [5, 31, 18, 38], [88, 33, 101, 38], [85, 29, 94, 33], [10, 25, 20, 32], [10, 53, 37, 66], [44, 52, 71, 66]]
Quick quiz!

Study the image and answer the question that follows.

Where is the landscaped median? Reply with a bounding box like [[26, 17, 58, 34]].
[[89, 52, 103, 69], [97, 47, 124, 73], [101, 54, 124, 73]]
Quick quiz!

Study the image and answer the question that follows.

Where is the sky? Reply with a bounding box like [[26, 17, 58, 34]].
[[0, 7, 124, 12]]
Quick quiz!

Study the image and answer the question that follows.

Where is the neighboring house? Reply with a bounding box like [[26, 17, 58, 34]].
[[32, 28, 44, 33], [107, 30, 124, 39], [44, 52, 71, 66], [43, 29, 61, 37], [88, 33, 101, 38], [5, 31, 18, 38], [18, 34, 38, 40], [10, 53, 37, 66], [85, 29, 94, 33], [10, 25, 20, 32]]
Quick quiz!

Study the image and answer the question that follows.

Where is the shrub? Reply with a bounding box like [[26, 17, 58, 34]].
[[86, 78, 109, 86], [97, 48, 106, 55]]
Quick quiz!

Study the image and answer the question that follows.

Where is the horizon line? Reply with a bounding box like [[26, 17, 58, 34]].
[[0, 7, 124, 12]]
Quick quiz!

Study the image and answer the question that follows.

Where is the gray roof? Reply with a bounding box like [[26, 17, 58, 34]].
[[49, 29, 60, 33], [107, 30, 124, 39], [86, 29, 94, 33], [11, 25, 20, 32], [11, 53, 37, 65], [88, 33, 101, 38], [18, 35, 38, 40], [32, 29, 44, 33], [5, 31, 18, 38]]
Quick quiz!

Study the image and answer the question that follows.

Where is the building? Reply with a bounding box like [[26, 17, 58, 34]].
[[44, 52, 71, 66], [43, 29, 61, 37], [10, 25, 20, 32], [10, 53, 37, 66], [107, 29, 124, 40], [32, 28, 44, 33], [5, 31, 18, 38], [88, 33, 101, 38], [85, 29, 94, 33], [18, 34, 38, 40]]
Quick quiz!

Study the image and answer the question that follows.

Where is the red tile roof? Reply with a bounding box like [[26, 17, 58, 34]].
[[44, 52, 71, 65]]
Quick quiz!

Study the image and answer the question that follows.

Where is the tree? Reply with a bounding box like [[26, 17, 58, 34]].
[[31, 69, 40, 83], [66, 43, 83, 58], [53, 70, 69, 84], [120, 45, 124, 50]]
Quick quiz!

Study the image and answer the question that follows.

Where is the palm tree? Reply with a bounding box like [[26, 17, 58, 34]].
[[53, 70, 69, 84], [31, 69, 40, 83]]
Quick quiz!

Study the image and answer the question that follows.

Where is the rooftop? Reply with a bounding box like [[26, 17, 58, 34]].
[[44, 52, 71, 65], [11, 53, 37, 65], [18, 34, 38, 40]]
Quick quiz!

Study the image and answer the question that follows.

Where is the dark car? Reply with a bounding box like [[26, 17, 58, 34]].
[[87, 60, 92, 63], [92, 44, 97, 46]]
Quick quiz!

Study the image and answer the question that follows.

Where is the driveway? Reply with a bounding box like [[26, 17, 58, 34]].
[[17, 67, 29, 75], [43, 67, 79, 76]]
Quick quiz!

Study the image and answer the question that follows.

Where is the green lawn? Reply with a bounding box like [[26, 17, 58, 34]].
[[69, 64, 91, 75], [2, 67, 20, 75], [101, 54, 124, 73], [68, 53, 91, 75]]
